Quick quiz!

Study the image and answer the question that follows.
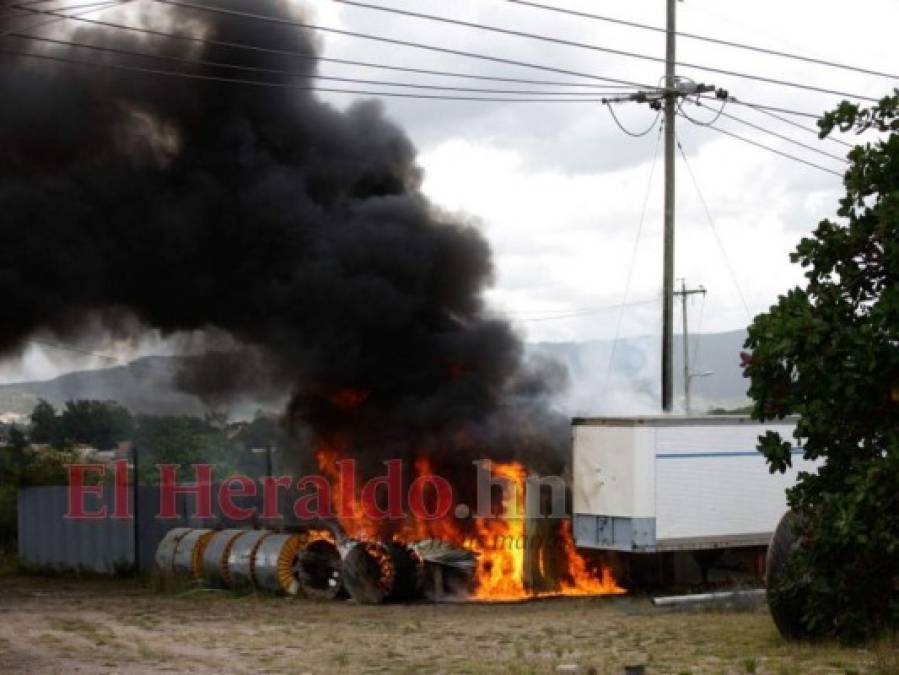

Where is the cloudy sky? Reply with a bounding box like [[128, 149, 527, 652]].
[[1, 0, 896, 384], [308, 0, 894, 345]]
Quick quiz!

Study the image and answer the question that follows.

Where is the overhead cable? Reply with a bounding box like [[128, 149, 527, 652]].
[[504, 0, 899, 81], [7, 32, 637, 96], [328, 0, 880, 102], [680, 112, 845, 177], [3, 47, 625, 102], [682, 98, 850, 164], [603, 125, 664, 397], [605, 101, 660, 137], [675, 136, 753, 322], [6, 4, 633, 90], [149, 0, 659, 90]]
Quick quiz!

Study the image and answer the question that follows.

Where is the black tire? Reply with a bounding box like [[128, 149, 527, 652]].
[[765, 511, 808, 639], [341, 541, 423, 604], [296, 540, 345, 601]]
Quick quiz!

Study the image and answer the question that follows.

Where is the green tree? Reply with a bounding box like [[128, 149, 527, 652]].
[[0, 438, 86, 550], [6, 426, 28, 469], [58, 400, 133, 450], [29, 399, 61, 446], [744, 92, 899, 642], [234, 412, 286, 450], [132, 415, 241, 483], [18, 449, 80, 488]]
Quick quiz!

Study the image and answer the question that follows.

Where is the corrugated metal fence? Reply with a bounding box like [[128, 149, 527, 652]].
[[17, 484, 290, 573], [18, 487, 135, 574]]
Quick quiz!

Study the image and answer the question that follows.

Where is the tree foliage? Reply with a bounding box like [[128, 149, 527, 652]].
[[0, 444, 80, 550], [28, 399, 134, 450], [744, 92, 899, 642], [131, 414, 258, 482], [28, 399, 59, 446]]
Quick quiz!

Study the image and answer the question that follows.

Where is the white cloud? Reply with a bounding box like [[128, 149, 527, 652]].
[[308, 0, 897, 343]]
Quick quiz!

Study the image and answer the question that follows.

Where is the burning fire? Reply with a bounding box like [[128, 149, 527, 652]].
[[314, 441, 624, 601], [470, 461, 527, 600]]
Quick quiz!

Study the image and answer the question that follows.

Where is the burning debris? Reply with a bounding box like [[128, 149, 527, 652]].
[[4, 0, 621, 599], [340, 539, 423, 605], [154, 460, 623, 605], [410, 539, 478, 601], [156, 521, 620, 603], [295, 539, 344, 601]]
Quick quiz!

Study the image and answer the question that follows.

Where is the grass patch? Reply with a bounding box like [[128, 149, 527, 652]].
[[0, 571, 893, 674], [49, 618, 114, 646], [872, 634, 899, 675]]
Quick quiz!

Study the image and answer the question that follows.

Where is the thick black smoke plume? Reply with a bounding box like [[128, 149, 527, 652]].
[[0, 0, 567, 477]]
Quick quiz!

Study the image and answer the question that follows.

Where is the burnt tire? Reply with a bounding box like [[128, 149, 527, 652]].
[[765, 511, 808, 639], [296, 539, 345, 601]]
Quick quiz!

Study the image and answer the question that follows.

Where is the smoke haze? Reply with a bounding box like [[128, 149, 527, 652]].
[[0, 0, 568, 475]]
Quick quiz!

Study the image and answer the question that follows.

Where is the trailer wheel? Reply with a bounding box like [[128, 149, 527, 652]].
[[766, 511, 808, 639]]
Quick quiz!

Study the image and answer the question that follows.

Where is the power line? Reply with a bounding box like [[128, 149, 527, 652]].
[[681, 98, 850, 164], [509, 302, 644, 318], [7, 32, 637, 96], [504, 0, 899, 81], [149, 0, 659, 90], [1, 0, 125, 37], [706, 95, 824, 121], [605, 102, 660, 137], [675, 135, 752, 322], [327, 0, 881, 102], [679, 112, 845, 177], [3, 46, 625, 102], [513, 298, 660, 323], [0, 0, 62, 21], [6, 5, 633, 90], [676, 96, 726, 127], [733, 96, 855, 149], [2, 0, 115, 15], [603, 125, 663, 398]]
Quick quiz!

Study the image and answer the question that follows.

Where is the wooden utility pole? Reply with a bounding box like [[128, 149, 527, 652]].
[[601, 1, 717, 413], [661, 0, 678, 412], [674, 279, 706, 413]]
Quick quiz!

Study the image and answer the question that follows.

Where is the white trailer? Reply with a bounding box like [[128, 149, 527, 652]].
[[572, 416, 812, 553]]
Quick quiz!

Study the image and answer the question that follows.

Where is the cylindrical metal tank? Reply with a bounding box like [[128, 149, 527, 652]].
[[201, 529, 246, 588], [226, 529, 271, 590], [172, 528, 214, 578], [253, 533, 305, 595], [154, 527, 192, 574]]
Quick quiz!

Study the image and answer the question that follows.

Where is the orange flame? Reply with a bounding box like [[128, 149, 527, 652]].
[[470, 461, 528, 600], [314, 441, 623, 600]]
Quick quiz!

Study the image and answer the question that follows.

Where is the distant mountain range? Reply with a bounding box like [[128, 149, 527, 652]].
[[0, 356, 208, 418], [0, 330, 750, 418]]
